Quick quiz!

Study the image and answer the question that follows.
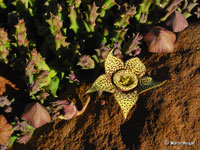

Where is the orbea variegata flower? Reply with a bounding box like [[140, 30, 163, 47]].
[[85, 49, 166, 119]]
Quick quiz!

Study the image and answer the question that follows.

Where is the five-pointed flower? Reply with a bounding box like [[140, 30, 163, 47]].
[[85, 48, 166, 119]]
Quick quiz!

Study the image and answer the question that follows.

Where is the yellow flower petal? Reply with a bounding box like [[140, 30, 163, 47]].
[[137, 76, 167, 94], [114, 90, 139, 119], [85, 74, 115, 94], [125, 57, 146, 78], [105, 48, 124, 76]]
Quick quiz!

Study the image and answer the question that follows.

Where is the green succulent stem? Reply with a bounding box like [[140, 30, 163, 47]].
[[0, 0, 7, 8], [114, 5, 136, 29], [182, 2, 198, 18], [100, 0, 116, 17], [68, 5, 79, 33], [113, 28, 128, 43], [83, 20, 91, 32], [154, 0, 169, 8], [135, 0, 153, 23]]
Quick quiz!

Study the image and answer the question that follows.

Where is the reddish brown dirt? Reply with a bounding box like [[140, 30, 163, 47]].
[[1, 22, 200, 150]]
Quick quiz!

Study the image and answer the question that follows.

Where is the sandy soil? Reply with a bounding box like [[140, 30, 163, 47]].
[[1, 22, 200, 150]]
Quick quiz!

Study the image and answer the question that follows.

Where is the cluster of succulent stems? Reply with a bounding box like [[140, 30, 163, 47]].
[[0, 0, 198, 148]]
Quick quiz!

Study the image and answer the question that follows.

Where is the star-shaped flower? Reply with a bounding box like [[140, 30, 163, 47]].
[[86, 48, 166, 119]]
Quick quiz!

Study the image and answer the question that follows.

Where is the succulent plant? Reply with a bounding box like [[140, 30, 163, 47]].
[[68, 4, 79, 33], [113, 28, 129, 44], [95, 45, 111, 63], [25, 49, 57, 100], [111, 4, 137, 43], [46, 13, 69, 50], [82, 2, 100, 32], [160, 0, 199, 22], [124, 33, 143, 56], [0, 0, 199, 148], [14, 19, 29, 47], [29, 70, 50, 95], [114, 3, 136, 29], [160, 0, 182, 22], [0, 0, 6, 9], [135, 0, 153, 24], [17, 130, 34, 144], [12, 0, 36, 16], [12, 120, 35, 144], [0, 28, 11, 63], [181, 0, 199, 18], [85, 49, 166, 119], [77, 55, 95, 70], [68, 72, 80, 83], [95, 43, 122, 63], [100, 0, 116, 18]]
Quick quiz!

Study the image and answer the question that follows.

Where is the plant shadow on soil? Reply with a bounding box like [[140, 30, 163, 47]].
[[121, 68, 169, 150], [121, 95, 150, 149]]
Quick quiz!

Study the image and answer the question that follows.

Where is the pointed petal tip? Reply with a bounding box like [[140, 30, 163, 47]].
[[105, 48, 124, 75], [138, 77, 167, 94], [84, 89, 92, 95], [114, 91, 139, 120], [123, 113, 128, 120]]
